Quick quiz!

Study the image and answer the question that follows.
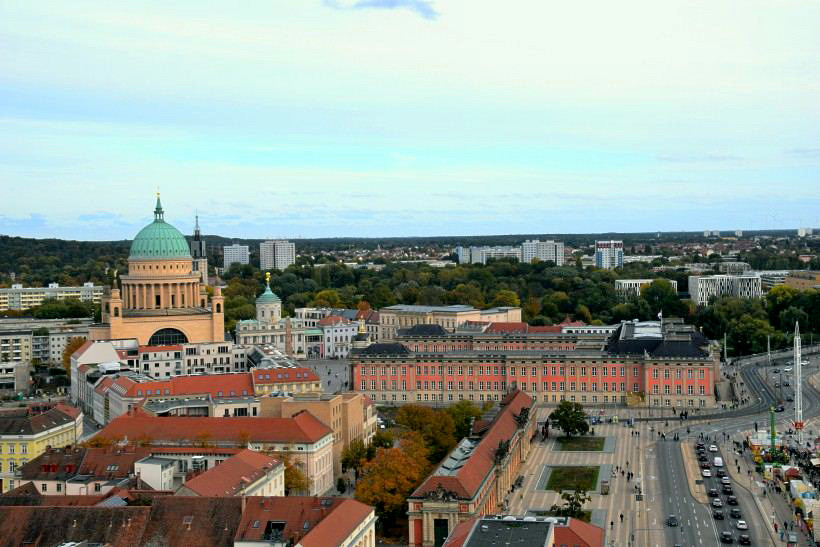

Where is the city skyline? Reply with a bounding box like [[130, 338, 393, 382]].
[[1, 1, 819, 240]]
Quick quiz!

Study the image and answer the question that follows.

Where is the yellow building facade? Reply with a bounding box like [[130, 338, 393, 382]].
[[0, 403, 83, 492]]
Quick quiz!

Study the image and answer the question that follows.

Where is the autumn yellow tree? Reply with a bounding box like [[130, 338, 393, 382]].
[[396, 404, 456, 462], [355, 431, 430, 532], [281, 454, 311, 494]]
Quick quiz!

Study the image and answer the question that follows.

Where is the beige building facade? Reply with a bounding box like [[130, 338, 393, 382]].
[[379, 304, 522, 341]]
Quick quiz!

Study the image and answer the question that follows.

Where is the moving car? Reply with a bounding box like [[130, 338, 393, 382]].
[[712, 498, 723, 507], [713, 510, 725, 520], [723, 485, 734, 495], [727, 495, 738, 505], [721, 531, 735, 543], [786, 395, 794, 402], [775, 405, 786, 412], [738, 534, 751, 545], [714, 456, 724, 467], [703, 469, 712, 477], [710, 444, 718, 452], [736, 520, 748, 530], [708, 488, 719, 498], [698, 454, 709, 462], [730, 508, 742, 519], [666, 515, 679, 527], [721, 477, 731, 485], [717, 469, 727, 477]]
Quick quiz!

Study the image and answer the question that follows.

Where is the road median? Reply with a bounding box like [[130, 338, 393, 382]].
[[680, 441, 708, 504]]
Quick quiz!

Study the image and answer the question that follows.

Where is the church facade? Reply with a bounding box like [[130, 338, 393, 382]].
[[89, 195, 224, 346]]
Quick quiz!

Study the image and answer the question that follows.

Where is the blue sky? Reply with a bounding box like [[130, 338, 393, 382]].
[[1, 1, 819, 240]]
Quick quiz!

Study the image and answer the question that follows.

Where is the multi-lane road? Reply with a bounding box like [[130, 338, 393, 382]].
[[657, 350, 820, 546]]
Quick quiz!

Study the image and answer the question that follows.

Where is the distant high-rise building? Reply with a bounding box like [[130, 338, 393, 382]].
[[595, 240, 624, 270], [798, 227, 813, 237], [223, 244, 250, 269], [521, 240, 564, 265], [260, 240, 296, 271], [190, 214, 208, 285], [735, 230, 743, 237]]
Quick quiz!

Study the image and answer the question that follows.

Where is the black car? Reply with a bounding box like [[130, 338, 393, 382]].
[[723, 485, 734, 495], [696, 442, 705, 449], [714, 510, 725, 520], [716, 469, 727, 478], [699, 454, 709, 462], [786, 395, 794, 402], [700, 461, 711, 469], [775, 404, 785, 412], [666, 515, 679, 527], [708, 488, 719, 497], [721, 531, 735, 543], [730, 508, 742, 518], [727, 496, 738, 505], [738, 534, 751, 545]]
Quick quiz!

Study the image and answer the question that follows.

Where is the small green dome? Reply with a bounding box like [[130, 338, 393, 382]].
[[256, 284, 281, 304], [129, 195, 192, 260]]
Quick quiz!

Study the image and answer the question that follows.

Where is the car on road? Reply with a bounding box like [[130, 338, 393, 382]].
[[700, 461, 711, 469], [666, 515, 679, 527], [786, 395, 794, 402], [738, 533, 751, 545], [736, 520, 748, 530], [710, 444, 718, 452], [696, 441, 705, 449], [721, 477, 731, 485], [730, 508, 742, 518], [720, 531, 735, 543], [727, 495, 738, 505], [775, 404, 786, 412], [784, 367, 792, 372], [723, 485, 734, 495], [708, 488, 719, 497], [773, 368, 780, 373], [717, 469, 727, 477], [784, 380, 790, 386], [712, 498, 723, 507], [703, 469, 712, 477], [698, 454, 709, 462], [713, 510, 725, 520]]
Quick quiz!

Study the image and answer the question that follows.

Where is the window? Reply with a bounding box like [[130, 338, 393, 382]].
[[688, 385, 694, 395], [56, 483, 62, 492], [633, 367, 639, 376], [559, 382, 565, 391], [652, 369, 658, 379], [509, 367, 516, 376], [620, 367, 625, 377], [570, 367, 576, 376], [699, 386, 705, 395], [633, 383, 639, 392], [591, 367, 597, 377], [676, 370, 682, 379], [699, 370, 705, 379], [653, 385, 659, 394], [41, 483, 47, 492], [581, 367, 586, 376], [664, 369, 670, 379], [676, 385, 682, 395], [664, 385, 671, 394]]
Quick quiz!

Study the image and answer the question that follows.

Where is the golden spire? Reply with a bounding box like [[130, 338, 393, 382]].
[[265, 271, 271, 285]]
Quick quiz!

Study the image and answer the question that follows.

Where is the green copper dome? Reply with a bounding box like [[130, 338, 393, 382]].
[[257, 273, 281, 303], [128, 195, 192, 260]]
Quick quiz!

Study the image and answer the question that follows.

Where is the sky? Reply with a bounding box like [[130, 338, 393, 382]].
[[1, 0, 819, 240]]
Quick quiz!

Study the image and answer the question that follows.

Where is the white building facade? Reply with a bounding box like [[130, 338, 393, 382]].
[[615, 278, 678, 298], [595, 240, 624, 270], [260, 240, 296, 272], [688, 274, 762, 306], [223, 244, 250, 269], [521, 240, 565, 265], [0, 283, 103, 311]]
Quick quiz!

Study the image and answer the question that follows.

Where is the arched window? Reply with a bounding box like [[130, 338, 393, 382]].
[[114, 307, 119, 317], [216, 303, 222, 313], [148, 328, 188, 346]]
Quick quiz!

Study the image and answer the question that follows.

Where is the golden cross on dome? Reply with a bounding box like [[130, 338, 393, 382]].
[[265, 271, 271, 284]]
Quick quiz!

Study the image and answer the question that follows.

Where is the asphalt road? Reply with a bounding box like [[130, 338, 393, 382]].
[[659, 352, 820, 546]]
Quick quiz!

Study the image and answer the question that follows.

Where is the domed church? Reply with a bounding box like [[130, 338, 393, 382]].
[[89, 194, 224, 345]]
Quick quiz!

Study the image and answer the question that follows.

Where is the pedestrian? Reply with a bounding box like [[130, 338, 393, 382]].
[[611, 521, 614, 530], [620, 513, 623, 523]]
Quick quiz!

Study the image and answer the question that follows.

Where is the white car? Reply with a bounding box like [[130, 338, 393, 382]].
[[736, 520, 748, 530], [721, 477, 731, 485], [709, 444, 718, 452], [702, 469, 712, 477]]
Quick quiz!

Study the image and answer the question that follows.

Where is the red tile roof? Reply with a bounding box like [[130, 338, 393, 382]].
[[234, 496, 373, 546], [94, 376, 115, 395], [317, 315, 351, 327], [528, 325, 562, 333], [139, 344, 183, 353], [553, 518, 605, 547], [485, 322, 530, 334], [97, 411, 332, 446], [121, 373, 254, 398], [252, 368, 319, 384], [78, 446, 151, 479], [139, 497, 242, 547], [411, 390, 532, 500], [181, 449, 281, 497], [0, 506, 150, 546], [72, 340, 94, 360]]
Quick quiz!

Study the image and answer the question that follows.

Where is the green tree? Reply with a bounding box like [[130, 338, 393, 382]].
[[445, 400, 483, 440], [491, 289, 521, 308], [342, 439, 368, 477], [311, 289, 343, 308], [550, 489, 591, 519], [549, 400, 589, 438], [396, 404, 456, 463]]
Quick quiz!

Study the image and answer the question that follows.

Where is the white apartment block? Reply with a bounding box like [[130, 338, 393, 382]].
[[615, 278, 678, 298], [136, 342, 249, 379], [223, 244, 250, 268], [455, 245, 522, 265], [260, 240, 296, 272], [595, 240, 624, 270], [688, 274, 762, 306], [521, 240, 565, 265], [798, 228, 813, 237], [0, 282, 103, 311]]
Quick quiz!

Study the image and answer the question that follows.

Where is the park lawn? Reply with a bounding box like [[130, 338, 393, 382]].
[[556, 436, 605, 452], [546, 466, 599, 492]]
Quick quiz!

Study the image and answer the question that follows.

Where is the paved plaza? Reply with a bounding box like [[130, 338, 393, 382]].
[[508, 407, 669, 547]]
